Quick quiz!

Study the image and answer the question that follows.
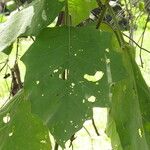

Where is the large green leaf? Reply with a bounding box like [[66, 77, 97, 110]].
[[22, 26, 126, 146], [0, 0, 64, 52], [0, 91, 51, 150], [68, 0, 97, 25], [106, 114, 123, 150], [132, 55, 150, 146], [107, 47, 150, 150]]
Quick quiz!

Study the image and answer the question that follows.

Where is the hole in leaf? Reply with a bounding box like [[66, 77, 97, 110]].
[[3, 113, 10, 124], [106, 58, 110, 64], [70, 120, 73, 124], [79, 49, 83, 52], [84, 71, 104, 82], [87, 96, 96, 103], [65, 69, 68, 80], [9, 132, 13, 137], [40, 140, 47, 144], [105, 48, 110, 53], [82, 99, 85, 103], [75, 125, 78, 128], [70, 83, 75, 88], [36, 81, 40, 85], [138, 128, 143, 138], [59, 74, 62, 79], [53, 69, 58, 73]]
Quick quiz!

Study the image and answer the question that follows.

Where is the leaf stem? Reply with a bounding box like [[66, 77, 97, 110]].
[[54, 142, 59, 150], [96, 0, 109, 29], [92, 118, 100, 136], [122, 33, 150, 53], [107, 4, 125, 47], [65, 0, 69, 26], [139, 13, 150, 67]]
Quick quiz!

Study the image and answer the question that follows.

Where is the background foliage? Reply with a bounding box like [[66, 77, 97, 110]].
[[0, 0, 150, 150]]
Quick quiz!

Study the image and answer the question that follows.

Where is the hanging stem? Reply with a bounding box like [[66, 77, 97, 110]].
[[139, 13, 150, 68], [107, 4, 125, 47], [54, 142, 59, 150], [92, 118, 100, 136], [56, 11, 65, 26], [69, 134, 75, 149], [96, 0, 109, 29], [96, 0, 124, 47], [65, 0, 69, 26], [122, 33, 150, 53]]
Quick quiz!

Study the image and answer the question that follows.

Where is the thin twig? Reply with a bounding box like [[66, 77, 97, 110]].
[[54, 142, 59, 150], [0, 59, 8, 73], [92, 118, 100, 136], [15, 38, 19, 64], [30, 36, 35, 42], [9, 39, 23, 96], [122, 33, 150, 53], [139, 13, 150, 67], [107, 3, 125, 47], [1, 64, 12, 108], [96, 0, 109, 29], [69, 134, 75, 150]]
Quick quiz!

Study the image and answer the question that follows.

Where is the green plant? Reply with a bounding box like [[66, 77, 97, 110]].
[[0, 0, 150, 150]]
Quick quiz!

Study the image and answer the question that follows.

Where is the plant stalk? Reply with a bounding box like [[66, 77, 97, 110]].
[[65, 0, 69, 26], [107, 4, 125, 47], [96, 0, 109, 29]]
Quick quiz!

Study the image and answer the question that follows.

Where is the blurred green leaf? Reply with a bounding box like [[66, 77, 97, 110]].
[[0, 91, 51, 150], [0, 0, 64, 52], [0, 14, 7, 23], [23, 0, 64, 35], [138, 2, 145, 11], [6, 1, 17, 12], [68, 0, 97, 25], [107, 47, 150, 150]]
